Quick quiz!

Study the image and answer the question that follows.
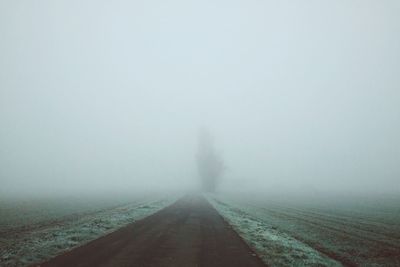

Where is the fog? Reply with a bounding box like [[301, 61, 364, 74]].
[[1, 0, 399, 197]]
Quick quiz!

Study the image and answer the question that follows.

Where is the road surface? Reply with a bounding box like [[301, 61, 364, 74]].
[[39, 195, 266, 267]]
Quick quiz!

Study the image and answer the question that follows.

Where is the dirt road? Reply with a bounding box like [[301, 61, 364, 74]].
[[39, 195, 266, 267]]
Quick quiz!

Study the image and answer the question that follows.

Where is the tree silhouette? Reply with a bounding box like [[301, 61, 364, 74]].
[[196, 129, 224, 192]]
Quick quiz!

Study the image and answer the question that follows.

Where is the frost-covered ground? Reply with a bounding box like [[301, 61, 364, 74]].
[[206, 193, 400, 267], [0, 194, 178, 266]]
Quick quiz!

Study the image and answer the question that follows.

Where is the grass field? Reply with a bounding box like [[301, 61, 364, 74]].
[[2, 192, 399, 266], [208, 193, 400, 267]]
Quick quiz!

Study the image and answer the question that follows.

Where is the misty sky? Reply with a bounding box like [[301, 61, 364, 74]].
[[1, 0, 399, 196]]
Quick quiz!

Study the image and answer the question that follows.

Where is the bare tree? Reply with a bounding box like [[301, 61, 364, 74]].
[[196, 129, 224, 192]]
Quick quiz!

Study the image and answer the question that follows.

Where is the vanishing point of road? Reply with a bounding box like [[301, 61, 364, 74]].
[[39, 195, 266, 267]]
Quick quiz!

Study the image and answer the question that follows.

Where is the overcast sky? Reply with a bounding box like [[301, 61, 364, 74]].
[[1, 0, 399, 196]]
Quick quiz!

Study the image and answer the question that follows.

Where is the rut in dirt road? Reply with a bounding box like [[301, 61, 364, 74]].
[[39, 195, 266, 267]]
